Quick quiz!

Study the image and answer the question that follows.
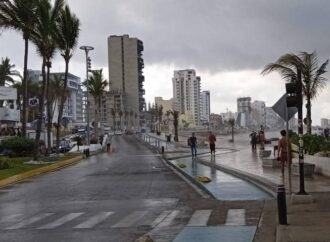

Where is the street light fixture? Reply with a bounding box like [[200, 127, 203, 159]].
[[80, 45, 94, 146]]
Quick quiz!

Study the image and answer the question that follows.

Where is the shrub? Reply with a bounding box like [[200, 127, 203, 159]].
[[289, 131, 328, 155], [0, 157, 10, 169], [2, 137, 35, 156]]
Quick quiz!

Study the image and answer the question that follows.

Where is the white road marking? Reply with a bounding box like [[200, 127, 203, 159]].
[[225, 209, 245, 226], [0, 213, 23, 223], [150, 210, 172, 228], [5, 213, 53, 230], [38, 212, 84, 229], [187, 210, 212, 226], [112, 211, 148, 228], [74, 212, 114, 229], [158, 210, 179, 227]]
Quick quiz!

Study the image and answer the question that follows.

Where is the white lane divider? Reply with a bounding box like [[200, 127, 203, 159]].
[[225, 209, 245, 226], [74, 212, 114, 229], [150, 210, 172, 228], [157, 210, 179, 227], [5, 213, 53, 230], [38, 212, 84, 229], [112, 211, 148, 228], [187, 210, 212, 226], [0, 213, 23, 223]]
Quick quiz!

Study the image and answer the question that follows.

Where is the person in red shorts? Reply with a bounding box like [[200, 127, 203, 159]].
[[208, 131, 216, 156]]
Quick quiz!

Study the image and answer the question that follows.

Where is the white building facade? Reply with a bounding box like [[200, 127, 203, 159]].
[[172, 69, 201, 126]]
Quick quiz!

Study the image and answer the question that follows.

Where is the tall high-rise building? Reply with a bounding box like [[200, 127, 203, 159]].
[[172, 69, 201, 126], [251, 100, 266, 127], [200, 91, 210, 125], [108, 34, 145, 127]]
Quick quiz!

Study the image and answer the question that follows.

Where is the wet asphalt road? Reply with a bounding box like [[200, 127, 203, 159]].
[[0, 135, 268, 242]]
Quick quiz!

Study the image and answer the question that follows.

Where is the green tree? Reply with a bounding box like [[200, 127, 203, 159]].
[[0, 0, 38, 137], [30, 0, 64, 159], [84, 69, 108, 139], [118, 109, 123, 130], [55, 4, 80, 153], [262, 52, 328, 134], [111, 108, 116, 132], [0, 57, 20, 86], [228, 118, 235, 142]]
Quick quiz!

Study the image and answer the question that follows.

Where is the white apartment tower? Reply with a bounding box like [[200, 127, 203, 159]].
[[200, 91, 210, 125], [172, 69, 201, 126], [108, 34, 145, 127]]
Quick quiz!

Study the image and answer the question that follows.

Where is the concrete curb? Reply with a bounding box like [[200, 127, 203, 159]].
[[164, 157, 217, 199], [0, 155, 83, 188], [197, 159, 278, 197]]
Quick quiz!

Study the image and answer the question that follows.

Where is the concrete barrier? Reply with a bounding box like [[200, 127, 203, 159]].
[[0, 155, 83, 188], [292, 155, 330, 177], [262, 157, 280, 168], [292, 162, 315, 177]]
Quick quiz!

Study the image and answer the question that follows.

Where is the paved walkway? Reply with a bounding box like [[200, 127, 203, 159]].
[[143, 132, 330, 242]]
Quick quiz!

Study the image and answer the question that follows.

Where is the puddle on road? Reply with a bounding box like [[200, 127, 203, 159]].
[[170, 158, 272, 201]]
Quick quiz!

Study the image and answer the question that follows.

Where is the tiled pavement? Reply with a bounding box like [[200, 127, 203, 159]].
[[143, 132, 330, 242]]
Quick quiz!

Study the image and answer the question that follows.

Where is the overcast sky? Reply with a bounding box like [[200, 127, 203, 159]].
[[1, 0, 330, 125]]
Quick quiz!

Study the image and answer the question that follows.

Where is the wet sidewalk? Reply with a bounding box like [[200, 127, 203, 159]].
[[142, 132, 330, 242]]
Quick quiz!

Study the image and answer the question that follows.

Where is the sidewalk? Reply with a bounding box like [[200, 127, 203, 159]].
[[144, 132, 330, 242]]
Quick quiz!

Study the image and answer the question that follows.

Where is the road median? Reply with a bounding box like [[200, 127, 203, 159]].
[[0, 155, 83, 188]]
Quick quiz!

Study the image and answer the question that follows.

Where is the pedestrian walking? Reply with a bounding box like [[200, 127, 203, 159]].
[[106, 134, 112, 152], [249, 131, 257, 152], [208, 131, 216, 156], [258, 130, 265, 150], [277, 130, 292, 175], [188, 132, 197, 157]]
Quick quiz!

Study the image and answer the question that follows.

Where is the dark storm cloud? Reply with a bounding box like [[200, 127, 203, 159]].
[[1, 0, 330, 74], [67, 0, 330, 72]]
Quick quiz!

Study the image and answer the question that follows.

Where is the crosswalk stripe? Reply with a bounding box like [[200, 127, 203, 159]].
[[38, 212, 84, 229], [187, 210, 212, 226], [150, 210, 172, 228], [158, 210, 179, 227], [5, 213, 53, 230], [225, 209, 245, 226], [112, 211, 147, 228], [74, 212, 114, 229]]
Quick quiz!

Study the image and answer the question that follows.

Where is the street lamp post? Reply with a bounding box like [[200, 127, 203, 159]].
[[80, 45, 94, 146]]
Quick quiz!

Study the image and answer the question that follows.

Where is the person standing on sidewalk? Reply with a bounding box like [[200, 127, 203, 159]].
[[208, 131, 216, 156], [188, 132, 197, 157], [277, 130, 292, 175], [249, 131, 257, 152]]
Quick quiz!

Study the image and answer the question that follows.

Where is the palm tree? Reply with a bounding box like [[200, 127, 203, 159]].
[[157, 105, 163, 133], [129, 110, 133, 127], [0, 0, 38, 137], [228, 118, 235, 142], [118, 109, 123, 130], [84, 69, 108, 139], [262, 52, 328, 133], [55, 4, 80, 153], [300, 52, 328, 133], [124, 110, 128, 127], [0, 57, 20, 86], [30, 0, 64, 159]]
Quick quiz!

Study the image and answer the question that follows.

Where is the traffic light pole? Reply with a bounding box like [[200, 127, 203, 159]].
[[297, 70, 307, 195]]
